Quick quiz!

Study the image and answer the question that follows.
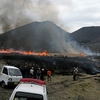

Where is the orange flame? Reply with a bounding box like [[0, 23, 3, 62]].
[[80, 52, 86, 57], [0, 49, 49, 56]]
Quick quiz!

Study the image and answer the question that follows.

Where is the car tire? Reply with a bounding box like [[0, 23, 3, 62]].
[[1, 81, 6, 88]]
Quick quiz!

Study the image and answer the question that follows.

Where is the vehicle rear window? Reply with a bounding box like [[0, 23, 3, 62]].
[[13, 91, 43, 100]]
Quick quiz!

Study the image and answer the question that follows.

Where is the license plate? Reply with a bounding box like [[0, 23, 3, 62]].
[[14, 82, 18, 85]]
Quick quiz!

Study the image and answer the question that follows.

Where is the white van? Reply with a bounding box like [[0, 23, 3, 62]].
[[9, 78, 48, 100], [0, 65, 22, 88]]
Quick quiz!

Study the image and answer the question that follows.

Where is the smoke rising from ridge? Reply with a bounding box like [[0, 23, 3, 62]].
[[0, 0, 33, 33], [0, 0, 60, 33], [0, 21, 92, 55], [0, 0, 93, 55]]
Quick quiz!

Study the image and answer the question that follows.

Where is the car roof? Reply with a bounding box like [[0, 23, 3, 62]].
[[14, 83, 46, 95], [3, 65, 18, 69]]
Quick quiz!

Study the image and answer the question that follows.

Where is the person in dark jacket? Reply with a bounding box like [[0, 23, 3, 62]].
[[41, 68, 45, 80], [37, 68, 41, 80]]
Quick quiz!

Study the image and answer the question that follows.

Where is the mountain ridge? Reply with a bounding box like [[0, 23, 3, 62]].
[[0, 21, 71, 53], [71, 26, 100, 52], [0, 21, 100, 53]]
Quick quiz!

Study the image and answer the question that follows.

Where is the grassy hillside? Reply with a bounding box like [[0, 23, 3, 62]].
[[71, 26, 100, 44]]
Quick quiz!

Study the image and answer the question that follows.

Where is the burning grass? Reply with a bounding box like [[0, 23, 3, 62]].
[[0, 49, 48, 56]]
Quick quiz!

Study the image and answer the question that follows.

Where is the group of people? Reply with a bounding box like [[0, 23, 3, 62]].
[[20, 65, 52, 81], [19, 63, 80, 81], [30, 67, 45, 80], [30, 67, 52, 81]]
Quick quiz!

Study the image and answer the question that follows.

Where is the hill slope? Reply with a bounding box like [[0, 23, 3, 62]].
[[71, 26, 100, 44], [0, 21, 70, 52], [0, 21, 92, 54], [71, 26, 100, 52]]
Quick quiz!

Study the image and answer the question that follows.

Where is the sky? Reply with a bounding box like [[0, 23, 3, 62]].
[[51, 0, 100, 32], [0, 0, 100, 33]]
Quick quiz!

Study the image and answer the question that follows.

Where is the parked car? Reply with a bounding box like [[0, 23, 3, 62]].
[[0, 65, 22, 88], [9, 78, 48, 100]]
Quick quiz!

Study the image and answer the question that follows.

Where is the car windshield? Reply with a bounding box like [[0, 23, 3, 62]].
[[9, 68, 22, 76], [13, 92, 43, 100]]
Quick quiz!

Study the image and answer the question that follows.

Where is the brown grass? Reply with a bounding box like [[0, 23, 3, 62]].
[[0, 60, 100, 100], [0, 74, 100, 100], [47, 74, 100, 100], [48, 53, 82, 57]]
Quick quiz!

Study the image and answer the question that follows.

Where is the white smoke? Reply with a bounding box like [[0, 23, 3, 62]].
[[66, 39, 93, 55], [0, 0, 61, 33], [0, 0, 93, 55]]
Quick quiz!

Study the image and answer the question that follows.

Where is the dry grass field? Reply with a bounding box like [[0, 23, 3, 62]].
[[48, 53, 82, 57], [0, 74, 100, 100], [47, 74, 100, 100], [0, 58, 100, 100]]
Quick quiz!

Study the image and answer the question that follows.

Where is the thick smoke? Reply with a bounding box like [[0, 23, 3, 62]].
[[37, 0, 59, 23], [0, 0, 33, 33], [0, 0, 60, 33], [0, 0, 93, 55], [66, 38, 93, 54]]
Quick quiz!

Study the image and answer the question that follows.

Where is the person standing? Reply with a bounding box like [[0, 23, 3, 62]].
[[76, 67, 79, 79], [30, 67, 34, 78], [47, 69, 52, 81], [24, 66, 29, 78], [73, 67, 78, 81], [41, 68, 45, 80], [37, 68, 41, 80]]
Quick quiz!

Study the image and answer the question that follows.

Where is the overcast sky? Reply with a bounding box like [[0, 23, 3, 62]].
[[51, 0, 100, 32], [0, 0, 100, 33]]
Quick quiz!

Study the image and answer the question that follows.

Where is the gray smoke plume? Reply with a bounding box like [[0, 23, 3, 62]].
[[0, 0, 93, 55], [37, 0, 59, 23], [0, 0, 60, 33], [0, 0, 34, 33]]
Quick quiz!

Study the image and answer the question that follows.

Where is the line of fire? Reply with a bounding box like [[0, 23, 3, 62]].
[[0, 49, 100, 75]]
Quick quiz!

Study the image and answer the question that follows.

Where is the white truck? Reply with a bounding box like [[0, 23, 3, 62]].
[[9, 78, 48, 100], [0, 65, 22, 88]]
